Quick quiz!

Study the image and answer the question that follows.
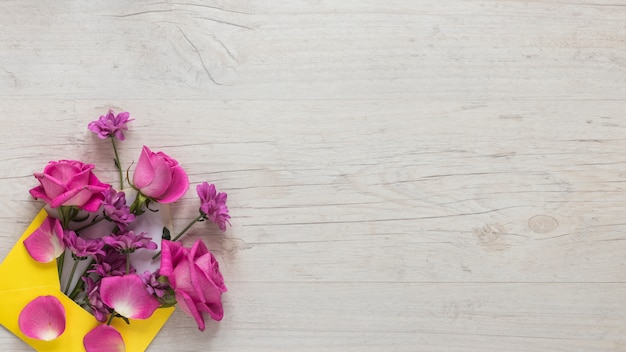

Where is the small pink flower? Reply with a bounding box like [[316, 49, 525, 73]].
[[23, 216, 65, 263], [103, 231, 157, 253], [18, 296, 66, 341], [89, 247, 132, 277], [196, 182, 230, 231], [88, 109, 134, 141], [64, 230, 105, 259], [102, 189, 135, 230], [29, 160, 110, 212], [160, 239, 227, 331], [132, 146, 189, 203], [84, 325, 125, 352], [100, 274, 160, 320], [139, 270, 169, 298], [82, 277, 110, 322]]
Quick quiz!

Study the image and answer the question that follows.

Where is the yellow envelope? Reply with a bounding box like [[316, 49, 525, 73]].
[[0, 209, 174, 352]]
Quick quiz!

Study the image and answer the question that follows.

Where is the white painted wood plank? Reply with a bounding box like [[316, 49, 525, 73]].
[[0, 1, 625, 100]]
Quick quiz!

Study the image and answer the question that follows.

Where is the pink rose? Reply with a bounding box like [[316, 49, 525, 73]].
[[29, 160, 110, 212], [132, 146, 189, 203], [159, 239, 227, 331]]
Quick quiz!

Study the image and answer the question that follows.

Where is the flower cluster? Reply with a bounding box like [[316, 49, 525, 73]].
[[18, 110, 230, 351]]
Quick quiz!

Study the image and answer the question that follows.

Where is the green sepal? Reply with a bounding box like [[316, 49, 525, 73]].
[[129, 192, 150, 216], [156, 277, 177, 308]]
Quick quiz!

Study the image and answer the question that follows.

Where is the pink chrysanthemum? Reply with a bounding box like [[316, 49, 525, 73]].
[[102, 189, 135, 230], [88, 109, 133, 141], [89, 246, 131, 277], [103, 231, 157, 254], [196, 182, 230, 231], [82, 276, 110, 322], [139, 270, 170, 298], [64, 230, 105, 259]]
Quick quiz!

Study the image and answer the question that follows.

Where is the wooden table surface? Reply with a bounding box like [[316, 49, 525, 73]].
[[1, 1, 625, 351]]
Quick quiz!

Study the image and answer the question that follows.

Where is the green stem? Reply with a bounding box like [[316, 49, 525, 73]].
[[57, 206, 78, 285], [57, 251, 65, 278], [59, 207, 70, 229], [126, 253, 131, 275], [63, 257, 81, 295], [111, 137, 124, 189], [152, 213, 204, 260], [69, 276, 85, 300], [172, 213, 204, 242], [129, 192, 148, 215], [106, 313, 115, 326], [59, 206, 80, 229], [69, 259, 94, 300]]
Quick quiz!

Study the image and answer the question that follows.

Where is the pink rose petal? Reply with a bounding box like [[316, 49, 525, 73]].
[[48, 162, 82, 184], [18, 296, 66, 341], [100, 274, 160, 320], [23, 216, 65, 263], [138, 156, 172, 198], [175, 290, 206, 331], [51, 184, 108, 211], [84, 325, 125, 352], [65, 165, 92, 189], [158, 240, 182, 277], [132, 146, 155, 190], [28, 185, 52, 204], [198, 298, 225, 322], [172, 256, 192, 291], [195, 252, 228, 293], [156, 165, 189, 203], [49, 187, 86, 209], [36, 173, 65, 200]]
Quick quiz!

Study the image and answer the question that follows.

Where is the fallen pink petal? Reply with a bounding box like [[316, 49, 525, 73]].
[[100, 274, 160, 320], [23, 216, 65, 263], [83, 325, 126, 352], [18, 295, 66, 341]]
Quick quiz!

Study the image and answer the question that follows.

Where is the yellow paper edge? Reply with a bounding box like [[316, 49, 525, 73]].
[[0, 209, 175, 351]]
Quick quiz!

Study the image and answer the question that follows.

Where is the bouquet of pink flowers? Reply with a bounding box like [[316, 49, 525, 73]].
[[10, 110, 229, 351]]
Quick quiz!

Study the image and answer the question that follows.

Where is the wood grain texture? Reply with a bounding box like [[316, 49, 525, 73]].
[[1, 1, 626, 351]]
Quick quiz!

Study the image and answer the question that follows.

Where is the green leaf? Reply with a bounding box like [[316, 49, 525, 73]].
[[162, 227, 171, 240]]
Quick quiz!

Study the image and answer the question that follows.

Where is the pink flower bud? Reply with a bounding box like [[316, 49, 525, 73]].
[[132, 146, 189, 203]]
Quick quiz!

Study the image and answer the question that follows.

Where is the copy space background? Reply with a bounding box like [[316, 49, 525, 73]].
[[1, 1, 626, 351]]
